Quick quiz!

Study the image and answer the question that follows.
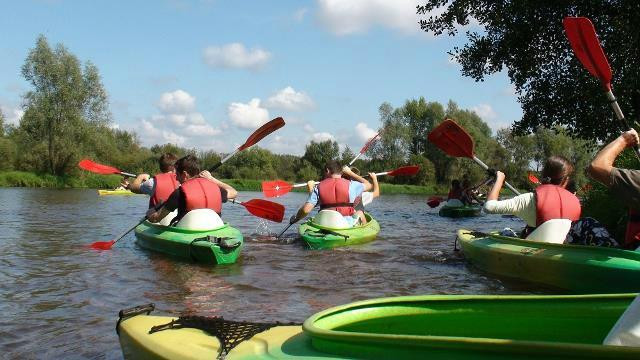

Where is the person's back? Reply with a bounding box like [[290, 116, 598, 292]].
[[447, 180, 462, 201]]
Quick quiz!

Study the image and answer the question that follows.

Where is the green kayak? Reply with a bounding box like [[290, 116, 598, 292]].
[[117, 294, 639, 359], [457, 229, 640, 293], [134, 220, 243, 265], [298, 213, 380, 249], [439, 205, 481, 218]]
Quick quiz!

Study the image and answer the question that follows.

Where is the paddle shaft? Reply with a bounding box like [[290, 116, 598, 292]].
[[111, 217, 146, 246], [276, 222, 294, 239], [605, 91, 640, 158], [120, 171, 137, 178], [207, 149, 239, 173], [472, 156, 521, 196]]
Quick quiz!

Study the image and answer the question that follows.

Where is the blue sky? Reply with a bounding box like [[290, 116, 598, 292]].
[[0, 0, 522, 155]]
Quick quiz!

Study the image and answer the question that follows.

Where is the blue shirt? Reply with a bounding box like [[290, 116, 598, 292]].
[[306, 180, 364, 207], [139, 178, 155, 196]]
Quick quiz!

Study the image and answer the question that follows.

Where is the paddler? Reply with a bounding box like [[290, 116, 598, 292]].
[[588, 129, 640, 249], [484, 156, 582, 240], [447, 179, 463, 201], [127, 153, 180, 208], [291, 160, 372, 226], [145, 155, 238, 224]]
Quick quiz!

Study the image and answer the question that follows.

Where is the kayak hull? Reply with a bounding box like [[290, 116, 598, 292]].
[[457, 229, 640, 293], [117, 294, 640, 359], [439, 205, 481, 218], [134, 221, 243, 265], [98, 189, 137, 196], [298, 213, 380, 249]]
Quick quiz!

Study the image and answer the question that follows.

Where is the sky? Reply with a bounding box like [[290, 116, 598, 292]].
[[0, 0, 522, 155]]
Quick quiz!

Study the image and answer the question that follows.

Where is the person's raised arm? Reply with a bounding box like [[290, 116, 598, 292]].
[[369, 172, 380, 198], [487, 171, 505, 201], [290, 202, 314, 224], [588, 130, 640, 186], [343, 166, 372, 191], [128, 174, 150, 193], [199, 170, 237, 199]]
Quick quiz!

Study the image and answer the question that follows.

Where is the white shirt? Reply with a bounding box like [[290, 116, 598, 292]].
[[483, 192, 536, 227], [361, 191, 374, 207]]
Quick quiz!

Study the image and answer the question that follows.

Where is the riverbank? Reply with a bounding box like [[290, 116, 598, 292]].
[[0, 171, 447, 195]]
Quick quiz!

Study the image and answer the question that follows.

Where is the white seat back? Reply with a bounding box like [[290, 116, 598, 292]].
[[157, 210, 178, 226], [313, 210, 350, 229], [525, 219, 572, 244], [176, 209, 224, 231], [445, 199, 464, 208], [604, 294, 640, 346]]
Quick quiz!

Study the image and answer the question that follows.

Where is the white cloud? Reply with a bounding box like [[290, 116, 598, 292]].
[[203, 43, 271, 70], [265, 86, 314, 111], [184, 124, 221, 136], [472, 104, 498, 121], [293, 8, 308, 22], [228, 98, 270, 129], [0, 104, 24, 126], [303, 124, 315, 133], [354, 122, 377, 142], [317, 0, 425, 36], [157, 89, 195, 114], [162, 130, 186, 145], [108, 122, 120, 130], [311, 132, 335, 142]]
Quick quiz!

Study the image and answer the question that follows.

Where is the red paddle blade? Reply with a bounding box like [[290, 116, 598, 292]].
[[387, 165, 420, 177], [238, 117, 285, 151], [360, 131, 381, 154], [89, 240, 115, 250], [78, 159, 121, 175], [528, 173, 541, 185], [427, 199, 441, 208], [563, 17, 612, 90], [261, 180, 294, 198], [427, 119, 475, 158], [241, 199, 285, 222]]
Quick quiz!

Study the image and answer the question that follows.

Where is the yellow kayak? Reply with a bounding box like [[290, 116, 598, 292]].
[[97, 189, 137, 196]]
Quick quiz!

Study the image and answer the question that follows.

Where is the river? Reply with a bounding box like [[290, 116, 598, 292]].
[[0, 188, 540, 358]]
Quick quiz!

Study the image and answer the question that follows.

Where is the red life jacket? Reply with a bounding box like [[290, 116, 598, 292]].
[[624, 209, 640, 249], [149, 172, 179, 208], [535, 184, 581, 226], [180, 177, 222, 214], [318, 177, 355, 216]]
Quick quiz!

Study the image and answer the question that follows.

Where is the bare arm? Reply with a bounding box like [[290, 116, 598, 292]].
[[128, 174, 150, 193], [146, 207, 171, 223], [343, 166, 372, 191], [290, 202, 315, 223], [487, 171, 506, 201], [369, 172, 380, 198], [588, 130, 639, 186], [200, 171, 238, 199]]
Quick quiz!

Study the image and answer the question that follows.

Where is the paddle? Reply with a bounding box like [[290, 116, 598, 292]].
[[261, 165, 420, 198], [349, 131, 382, 166], [208, 117, 285, 172], [563, 17, 640, 159], [528, 173, 541, 185], [78, 159, 136, 178], [426, 196, 444, 208], [427, 119, 521, 195], [229, 198, 284, 223]]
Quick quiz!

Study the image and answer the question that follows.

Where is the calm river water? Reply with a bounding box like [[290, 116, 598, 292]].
[[0, 188, 542, 358]]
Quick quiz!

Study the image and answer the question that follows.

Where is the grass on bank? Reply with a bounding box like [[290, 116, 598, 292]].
[[0, 171, 449, 195]]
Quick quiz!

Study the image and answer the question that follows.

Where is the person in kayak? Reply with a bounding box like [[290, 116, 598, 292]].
[[447, 179, 463, 201], [291, 160, 372, 226], [588, 128, 640, 249], [127, 153, 180, 208], [484, 156, 581, 240], [145, 155, 238, 224], [460, 178, 483, 206]]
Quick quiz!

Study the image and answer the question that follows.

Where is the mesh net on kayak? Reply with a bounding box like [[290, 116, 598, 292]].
[[149, 315, 301, 359]]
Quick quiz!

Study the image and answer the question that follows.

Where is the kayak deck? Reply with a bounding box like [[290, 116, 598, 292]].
[[299, 213, 380, 249], [134, 221, 243, 265], [457, 229, 640, 293], [117, 294, 640, 359], [439, 205, 481, 218]]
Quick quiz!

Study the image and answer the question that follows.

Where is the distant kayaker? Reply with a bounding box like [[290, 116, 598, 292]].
[[484, 156, 581, 239], [447, 179, 463, 201], [588, 129, 640, 249], [127, 153, 180, 208], [291, 160, 372, 226], [145, 155, 238, 224], [460, 178, 483, 206]]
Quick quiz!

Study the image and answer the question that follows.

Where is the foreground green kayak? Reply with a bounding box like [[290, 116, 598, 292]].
[[457, 229, 640, 293], [134, 221, 243, 265], [439, 205, 481, 218], [299, 213, 380, 249], [117, 294, 639, 359], [98, 189, 137, 196]]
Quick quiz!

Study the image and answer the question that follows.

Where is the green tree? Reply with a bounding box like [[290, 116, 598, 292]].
[[417, 1, 640, 140], [19, 35, 112, 175], [340, 146, 356, 165], [302, 140, 340, 175]]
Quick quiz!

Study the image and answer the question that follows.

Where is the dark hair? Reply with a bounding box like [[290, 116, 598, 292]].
[[541, 156, 574, 185], [451, 179, 461, 188], [324, 160, 342, 174], [462, 179, 471, 188], [175, 155, 200, 176], [159, 153, 178, 172]]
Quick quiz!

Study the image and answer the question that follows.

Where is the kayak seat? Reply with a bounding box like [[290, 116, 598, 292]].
[[313, 210, 351, 229], [604, 294, 640, 346], [445, 199, 464, 208], [525, 219, 572, 244], [158, 209, 177, 226], [176, 209, 224, 231]]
